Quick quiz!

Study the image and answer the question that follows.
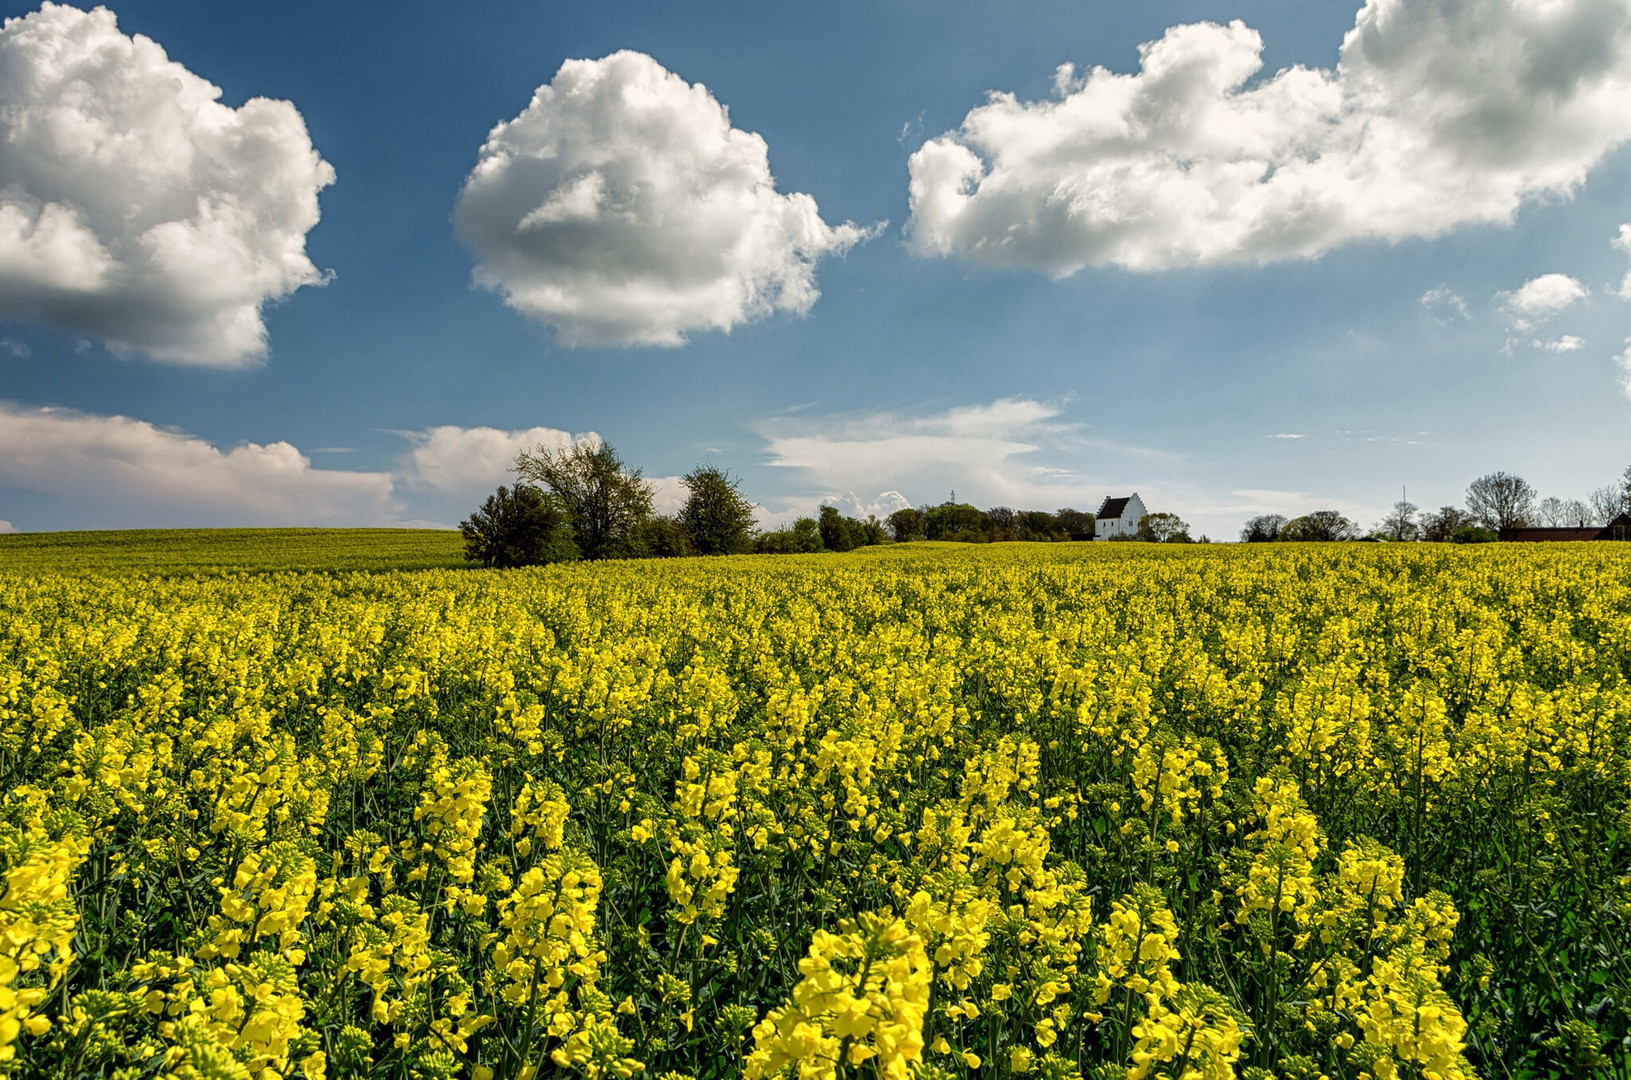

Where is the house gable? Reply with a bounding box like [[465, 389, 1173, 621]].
[[1094, 493, 1146, 539]]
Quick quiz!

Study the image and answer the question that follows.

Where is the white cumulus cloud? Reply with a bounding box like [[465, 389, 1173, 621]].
[[1533, 334, 1585, 352], [1617, 338, 1631, 400], [0, 520, 14, 533], [0, 402, 394, 524], [401, 424, 589, 495], [906, 0, 1631, 274], [455, 50, 872, 347], [0, 4, 335, 366], [1499, 273, 1589, 328]]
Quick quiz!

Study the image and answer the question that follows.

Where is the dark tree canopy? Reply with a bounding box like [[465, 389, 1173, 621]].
[[985, 506, 1018, 540], [1280, 510, 1359, 542], [640, 515, 693, 558], [679, 465, 756, 555], [924, 502, 986, 541], [816, 506, 882, 552], [459, 485, 576, 568], [1054, 508, 1095, 540], [1421, 506, 1474, 542], [1465, 471, 1536, 532], [885, 507, 926, 543], [1451, 524, 1498, 544], [1014, 510, 1062, 542], [1239, 514, 1287, 543], [817, 505, 853, 552], [514, 441, 654, 560]]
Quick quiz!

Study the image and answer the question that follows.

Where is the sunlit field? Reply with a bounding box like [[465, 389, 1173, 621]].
[[0, 529, 468, 575], [1, 541, 1627, 1080]]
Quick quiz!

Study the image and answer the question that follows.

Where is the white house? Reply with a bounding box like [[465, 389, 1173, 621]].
[[1094, 493, 1146, 540]]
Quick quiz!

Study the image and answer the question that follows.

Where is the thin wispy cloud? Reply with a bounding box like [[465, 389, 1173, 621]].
[[1419, 287, 1471, 323], [754, 396, 1181, 524]]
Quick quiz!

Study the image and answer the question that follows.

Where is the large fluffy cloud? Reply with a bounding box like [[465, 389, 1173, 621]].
[[396, 424, 691, 516], [0, 4, 334, 364], [455, 50, 870, 347], [0, 402, 394, 524], [907, 0, 1631, 274], [401, 424, 585, 495]]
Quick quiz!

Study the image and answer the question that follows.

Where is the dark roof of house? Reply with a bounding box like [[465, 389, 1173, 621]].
[[1097, 496, 1131, 521], [1499, 527, 1607, 542]]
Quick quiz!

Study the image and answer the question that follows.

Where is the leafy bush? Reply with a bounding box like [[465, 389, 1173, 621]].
[[1450, 524, 1498, 544], [459, 484, 576, 567], [753, 517, 822, 553]]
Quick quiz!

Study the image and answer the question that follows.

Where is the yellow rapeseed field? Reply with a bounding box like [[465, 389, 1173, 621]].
[[1, 542, 1628, 1080]]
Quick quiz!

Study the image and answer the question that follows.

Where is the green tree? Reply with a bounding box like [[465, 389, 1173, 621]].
[[885, 507, 926, 542], [754, 517, 822, 553], [1015, 510, 1062, 541], [817, 505, 852, 552], [679, 465, 756, 555], [1135, 512, 1191, 543], [985, 506, 1017, 541], [1280, 510, 1358, 541], [923, 502, 986, 541], [640, 515, 693, 557], [459, 485, 577, 568], [1450, 523, 1498, 543], [1054, 508, 1095, 540], [514, 440, 654, 560]]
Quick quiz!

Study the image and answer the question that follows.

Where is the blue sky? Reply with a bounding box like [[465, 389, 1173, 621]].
[[1, 0, 1629, 538]]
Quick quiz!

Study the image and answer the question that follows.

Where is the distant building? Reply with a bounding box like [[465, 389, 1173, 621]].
[[1095, 493, 1146, 540], [1500, 513, 1631, 542]]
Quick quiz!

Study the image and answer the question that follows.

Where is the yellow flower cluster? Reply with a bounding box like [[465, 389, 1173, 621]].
[[745, 912, 930, 1080], [1128, 983, 1248, 1080], [0, 822, 87, 1063]]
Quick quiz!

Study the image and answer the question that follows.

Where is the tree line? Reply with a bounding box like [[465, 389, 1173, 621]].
[[1239, 465, 1631, 543], [459, 440, 1198, 567]]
